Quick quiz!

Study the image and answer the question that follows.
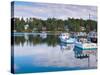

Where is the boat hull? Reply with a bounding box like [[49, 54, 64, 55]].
[[60, 38, 76, 44], [75, 42, 97, 50]]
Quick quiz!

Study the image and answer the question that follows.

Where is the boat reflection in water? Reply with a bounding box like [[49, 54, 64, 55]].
[[73, 47, 97, 68], [59, 42, 74, 52]]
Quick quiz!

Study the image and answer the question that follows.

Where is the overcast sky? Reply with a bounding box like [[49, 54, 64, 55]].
[[13, 1, 97, 20]]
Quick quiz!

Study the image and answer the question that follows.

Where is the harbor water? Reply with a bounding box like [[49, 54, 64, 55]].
[[11, 33, 97, 73]]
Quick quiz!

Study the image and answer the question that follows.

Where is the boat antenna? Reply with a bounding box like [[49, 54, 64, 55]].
[[89, 14, 90, 20], [88, 14, 91, 32]]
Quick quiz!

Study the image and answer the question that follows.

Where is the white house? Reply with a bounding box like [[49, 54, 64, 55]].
[[24, 24, 29, 30]]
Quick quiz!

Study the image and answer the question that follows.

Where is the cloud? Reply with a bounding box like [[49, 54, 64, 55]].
[[14, 2, 97, 20]]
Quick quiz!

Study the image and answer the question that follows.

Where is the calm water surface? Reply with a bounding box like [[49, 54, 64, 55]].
[[12, 33, 97, 73]]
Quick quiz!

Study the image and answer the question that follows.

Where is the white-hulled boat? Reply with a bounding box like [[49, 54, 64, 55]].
[[59, 33, 70, 40], [59, 33, 76, 44], [75, 38, 97, 50]]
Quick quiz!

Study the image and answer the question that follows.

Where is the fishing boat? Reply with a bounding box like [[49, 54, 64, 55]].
[[87, 31, 97, 43], [87, 14, 97, 43], [77, 32, 87, 38], [75, 38, 97, 50], [59, 33, 70, 39], [59, 33, 76, 44]]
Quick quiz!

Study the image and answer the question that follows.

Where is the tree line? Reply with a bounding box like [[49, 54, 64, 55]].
[[11, 17, 97, 32]]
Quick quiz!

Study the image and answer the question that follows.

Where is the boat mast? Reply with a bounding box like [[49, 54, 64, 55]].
[[89, 14, 91, 32], [87, 14, 91, 32]]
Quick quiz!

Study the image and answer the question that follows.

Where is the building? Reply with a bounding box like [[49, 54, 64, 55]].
[[24, 24, 29, 30]]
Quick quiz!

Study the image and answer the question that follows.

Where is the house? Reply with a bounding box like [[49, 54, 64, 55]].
[[80, 26, 85, 31], [24, 24, 29, 30]]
